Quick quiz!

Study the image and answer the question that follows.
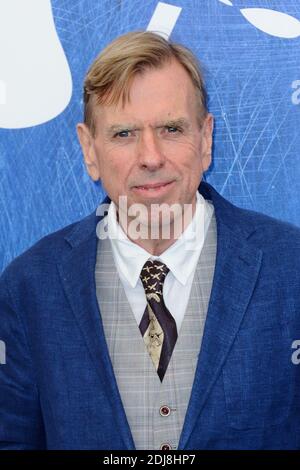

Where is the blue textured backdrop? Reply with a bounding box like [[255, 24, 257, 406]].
[[0, 0, 300, 272]]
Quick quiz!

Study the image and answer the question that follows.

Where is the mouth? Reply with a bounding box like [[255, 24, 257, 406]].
[[132, 180, 175, 196]]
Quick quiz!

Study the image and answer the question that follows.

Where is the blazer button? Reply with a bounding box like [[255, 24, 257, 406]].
[[160, 443, 172, 450], [159, 405, 171, 417]]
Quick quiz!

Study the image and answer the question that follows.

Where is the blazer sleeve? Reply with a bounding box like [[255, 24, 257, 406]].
[[0, 269, 46, 449]]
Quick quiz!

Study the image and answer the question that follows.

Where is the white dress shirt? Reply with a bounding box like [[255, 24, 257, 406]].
[[97, 191, 214, 333]]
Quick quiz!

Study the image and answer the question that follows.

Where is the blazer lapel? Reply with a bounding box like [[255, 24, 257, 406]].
[[178, 184, 263, 449], [57, 208, 135, 450]]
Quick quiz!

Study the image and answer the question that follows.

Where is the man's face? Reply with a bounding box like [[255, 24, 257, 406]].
[[77, 59, 213, 229]]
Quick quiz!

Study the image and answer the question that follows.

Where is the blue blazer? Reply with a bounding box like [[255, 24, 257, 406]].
[[0, 182, 300, 450]]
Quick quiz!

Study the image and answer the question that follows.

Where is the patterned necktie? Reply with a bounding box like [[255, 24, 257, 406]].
[[139, 259, 178, 381]]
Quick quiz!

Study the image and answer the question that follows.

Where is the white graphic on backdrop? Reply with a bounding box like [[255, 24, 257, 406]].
[[0, 0, 72, 129], [0, 81, 6, 106], [219, 0, 233, 6], [147, 2, 182, 39], [218, 0, 300, 38]]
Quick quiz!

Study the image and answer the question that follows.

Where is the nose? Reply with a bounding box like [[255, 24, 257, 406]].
[[137, 129, 166, 171]]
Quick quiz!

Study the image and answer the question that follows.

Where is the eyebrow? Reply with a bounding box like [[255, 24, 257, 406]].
[[160, 118, 190, 130], [106, 117, 191, 136], [106, 124, 137, 135]]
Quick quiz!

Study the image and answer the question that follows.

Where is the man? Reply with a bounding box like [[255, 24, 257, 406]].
[[0, 31, 299, 450]]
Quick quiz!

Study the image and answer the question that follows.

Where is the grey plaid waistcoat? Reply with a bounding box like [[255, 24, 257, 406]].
[[95, 212, 217, 450]]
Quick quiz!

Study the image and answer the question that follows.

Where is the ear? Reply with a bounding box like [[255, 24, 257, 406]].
[[200, 113, 214, 172], [76, 123, 101, 181]]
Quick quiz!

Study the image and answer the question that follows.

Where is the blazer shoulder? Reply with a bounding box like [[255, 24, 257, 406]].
[[1, 210, 97, 282], [222, 203, 300, 270], [201, 182, 300, 247], [236, 205, 300, 246]]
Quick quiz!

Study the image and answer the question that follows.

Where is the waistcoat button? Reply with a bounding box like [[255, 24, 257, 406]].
[[159, 405, 171, 417], [160, 443, 172, 450]]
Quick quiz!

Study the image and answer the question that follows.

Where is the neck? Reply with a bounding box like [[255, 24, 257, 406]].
[[117, 196, 197, 256]]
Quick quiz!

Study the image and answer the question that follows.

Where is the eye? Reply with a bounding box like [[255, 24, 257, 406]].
[[165, 126, 181, 134], [114, 130, 131, 138]]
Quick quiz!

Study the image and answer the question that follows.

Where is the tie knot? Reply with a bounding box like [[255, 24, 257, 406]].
[[140, 260, 169, 298]]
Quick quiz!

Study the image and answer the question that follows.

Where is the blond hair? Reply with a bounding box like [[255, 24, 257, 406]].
[[83, 31, 208, 135]]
